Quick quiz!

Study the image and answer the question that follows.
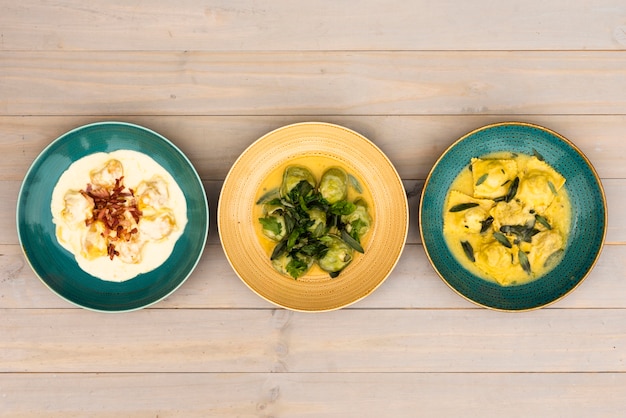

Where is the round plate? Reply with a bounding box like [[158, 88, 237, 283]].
[[420, 122, 607, 311], [17, 122, 209, 312], [218, 122, 408, 312]]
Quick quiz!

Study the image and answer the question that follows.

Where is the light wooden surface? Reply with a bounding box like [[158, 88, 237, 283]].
[[2, 1, 626, 416]]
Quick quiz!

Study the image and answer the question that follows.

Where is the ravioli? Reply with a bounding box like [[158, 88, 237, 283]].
[[443, 152, 571, 286], [471, 158, 518, 199], [444, 190, 495, 234], [516, 157, 566, 212]]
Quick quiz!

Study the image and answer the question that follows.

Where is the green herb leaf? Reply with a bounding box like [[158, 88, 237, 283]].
[[286, 257, 309, 279], [270, 240, 288, 260], [532, 148, 545, 161], [493, 231, 512, 248], [256, 188, 280, 204], [300, 241, 328, 257], [475, 173, 488, 186], [544, 249, 564, 268], [287, 226, 305, 250], [330, 200, 356, 216], [500, 224, 540, 244], [287, 180, 313, 204], [259, 216, 283, 236], [504, 177, 519, 203], [548, 181, 557, 195], [535, 214, 552, 230], [341, 229, 365, 253], [348, 174, 363, 194], [461, 240, 475, 262], [518, 250, 531, 274], [449, 202, 480, 213], [480, 216, 494, 233]]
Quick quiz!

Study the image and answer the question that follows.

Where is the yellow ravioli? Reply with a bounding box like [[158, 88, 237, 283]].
[[516, 157, 566, 212], [471, 158, 518, 199]]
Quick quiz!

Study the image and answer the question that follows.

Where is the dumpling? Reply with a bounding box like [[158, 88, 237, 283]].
[[444, 190, 495, 234], [319, 167, 348, 204], [489, 199, 535, 233], [516, 157, 566, 212], [61, 190, 94, 225], [90, 159, 124, 188], [139, 211, 176, 241], [474, 240, 523, 285], [318, 234, 354, 275], [280, 166, 316, 199], [82, 221, 108, 260], [528, 230, 564, 271], [341, 198, 372, 239], [307, 208, 327, 237], [471, 158, 518, 199], [116, 236, 145, 264], [136, 176, 170, 214]]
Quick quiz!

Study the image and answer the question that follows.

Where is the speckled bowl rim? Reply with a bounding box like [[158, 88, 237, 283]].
[[419, 121, 607, 311]]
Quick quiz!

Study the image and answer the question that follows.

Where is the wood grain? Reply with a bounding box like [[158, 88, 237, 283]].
[[2, 115, 625, 181], [2, 51, 626, 116], [1, 243, 625, 310], [2, 0, 625, 51], [2, 308, 626, 373], [2, 373, 625, 417]]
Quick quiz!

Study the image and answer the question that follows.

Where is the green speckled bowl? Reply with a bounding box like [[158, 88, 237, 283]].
[[16, 122, 209, 312], [419, 122, 607, 311]]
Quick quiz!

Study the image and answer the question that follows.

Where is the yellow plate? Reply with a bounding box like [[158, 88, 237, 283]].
[[218, 122, 408, 312]]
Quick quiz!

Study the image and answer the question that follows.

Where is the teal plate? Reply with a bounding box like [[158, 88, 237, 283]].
[[16, 122, 209, 312], [419, 122, 607, 311]]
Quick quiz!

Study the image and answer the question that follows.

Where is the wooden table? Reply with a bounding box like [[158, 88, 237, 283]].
[[2, 1, 626, 416]]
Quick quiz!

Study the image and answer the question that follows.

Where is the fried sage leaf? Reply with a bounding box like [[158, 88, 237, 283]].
[[548, 181, 558, 196], [341, 228, 365, 254], [475, 173, 488, 186], [461, 240, 475, 262], [493, 231, 512, 248], [500, 223, 540, 244], [544, 249, 564, 268], [348, 173, 363, 194], [449, 202, 480, 212], [535, 214, 552, 230], [256, 188, 280, 204], [518, 250, 531, 275], [480, 216, 494, 233]]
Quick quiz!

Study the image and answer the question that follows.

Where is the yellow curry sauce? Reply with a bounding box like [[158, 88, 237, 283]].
[[443, 152, 571, 286]]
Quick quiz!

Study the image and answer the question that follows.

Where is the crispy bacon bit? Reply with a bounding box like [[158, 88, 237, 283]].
[[81, 176, 143, 260], [107, 243, 120, 260]]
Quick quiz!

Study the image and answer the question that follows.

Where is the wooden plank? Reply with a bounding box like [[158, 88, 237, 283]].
[[2, 0, 625, 51], [3, 115, 625, 182], [3, 51, 626, 116], [1, 372, 625, 417], [2, 243, 624, 310], [2, 308, 626, 373]]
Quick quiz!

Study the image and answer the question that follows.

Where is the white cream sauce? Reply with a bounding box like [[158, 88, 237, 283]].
[[51, 150, 188, 282]]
